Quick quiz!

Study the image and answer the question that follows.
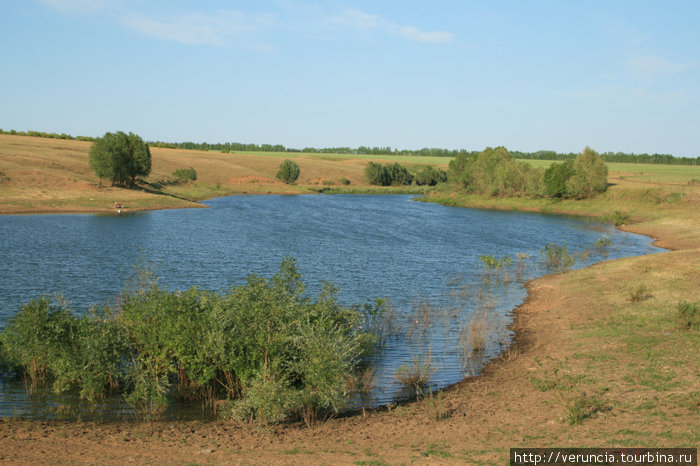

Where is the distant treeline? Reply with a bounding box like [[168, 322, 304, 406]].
[[0, 128, 95, 142], [3, 129, 697, 165]]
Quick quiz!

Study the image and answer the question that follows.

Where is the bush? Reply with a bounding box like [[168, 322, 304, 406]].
[[544, 159, 575, 198], [173, 167, 197, 182], [542, 243, 575, 271], [677, 301, 699, 330], [276, 159, 300, 184], [567, 147, 609, 198], [448, 146, 544, 197], [628, 284, 652, 303], [385, 163, 414, 185], [365, 162, 415, 186], [414, 166, 447, 186], [365, 162, 390, 186], [0, 258, 381, 424]]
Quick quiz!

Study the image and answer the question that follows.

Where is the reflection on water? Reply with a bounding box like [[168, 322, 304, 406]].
[[0, 195, 663, 419]]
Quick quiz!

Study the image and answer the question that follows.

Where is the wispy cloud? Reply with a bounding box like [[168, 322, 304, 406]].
[[624, 55, 697, 81], [34, 0, 112, 13], [124, 10, 274, 47], [329, 8, 454, 44]]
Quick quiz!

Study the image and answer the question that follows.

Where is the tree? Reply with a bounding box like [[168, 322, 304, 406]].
[[89, 131, 151, 186], [567, 147, 608, 198], [385, 163, 413, 185], [544, 159, 575, 198], [365, 162, 390, 186], [276, 159, 300, 184]]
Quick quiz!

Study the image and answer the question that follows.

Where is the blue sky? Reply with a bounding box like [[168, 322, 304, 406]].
[[2, 1, 699, 156]]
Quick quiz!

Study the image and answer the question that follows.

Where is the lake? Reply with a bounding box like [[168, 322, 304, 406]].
[[0, 195, 663, 418]]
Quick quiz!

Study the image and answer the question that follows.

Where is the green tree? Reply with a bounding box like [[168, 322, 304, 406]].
[[365, 161, 390, 186], [276, 159, 300, 184], [567, 147, 608, 198], [544, 159, 576, 198], [385, 163, 414, 185], [89, 131, 151, 186]]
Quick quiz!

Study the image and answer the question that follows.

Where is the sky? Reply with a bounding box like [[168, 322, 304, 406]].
[[1, 0, 699, 156]]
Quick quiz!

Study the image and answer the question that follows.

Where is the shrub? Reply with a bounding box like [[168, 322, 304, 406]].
[[395, 354, 433, 398], [544, 159, 575, 198], [0, 297, 78, 386], [365, 162, 390, 186], [566, 147, 608, 199], [628, 284, 652, 303], [414, 166, 447, 186], [603, 210, 631, 226], [676, 301, 699, 330], [276, 159, 300, 184], [542, 243, 575, 271], [386, 163, 414, 185], [448, 146, 544, 197], [173, 167, 197, 182], [365, 162, 414, 186], [566, 392, 607, 425], [0, 258, 380, 424]]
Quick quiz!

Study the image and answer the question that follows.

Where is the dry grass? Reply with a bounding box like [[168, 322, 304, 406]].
[[0, 134, 448, 214], [0, 135, 698, 464]]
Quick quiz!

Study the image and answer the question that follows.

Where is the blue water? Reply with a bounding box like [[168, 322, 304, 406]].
[[0, 195, 663, 418]]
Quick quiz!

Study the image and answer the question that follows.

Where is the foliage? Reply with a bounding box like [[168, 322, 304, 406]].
[[385, 163, 414, 186], [0, 297, 78, 386], [602, 210, 631, 226], [566, 392, 607, 425], [0, 258, 381, 425], [414, 166, 447, 186], [479, 254, 511, 271], [567, 147, 609, 199], [276, 159, 301, 184], [448, 146, 544, 197], [173, 167, 197, 182], [364, 162, 390, 186], [628, 284, 652, 303], [364, 162, 415, 186], [542, 243, 575, 271], [395, 354, 433, 398], [423, 390, 452, 421], [543, 159, 575, 198], [677, 301, 699, 330], [88, 131, 151, 186], [5, 129, 700, 164]]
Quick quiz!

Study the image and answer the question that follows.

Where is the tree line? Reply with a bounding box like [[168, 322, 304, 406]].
[[3, 129, 698, 165], [448, 146, 609, 200]]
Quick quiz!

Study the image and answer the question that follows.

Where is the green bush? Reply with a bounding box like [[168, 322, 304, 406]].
[[544, 159, 575, 198], [365, 162, 390, 186], [276, 159, 301, 184], [0, 258, 382, 424], [677, 301, 699, 330], [542, 243, 575, 271], [173, 167, 197, 182], [365, 162, 415, 186], [385, 163, 414, 185], [448, 146, 544, 197], [414, 166, 447, 186]]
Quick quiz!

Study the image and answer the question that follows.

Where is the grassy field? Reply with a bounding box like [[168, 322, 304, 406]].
[[0, 134, 698, 464], [0, 134, 450, 214]]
